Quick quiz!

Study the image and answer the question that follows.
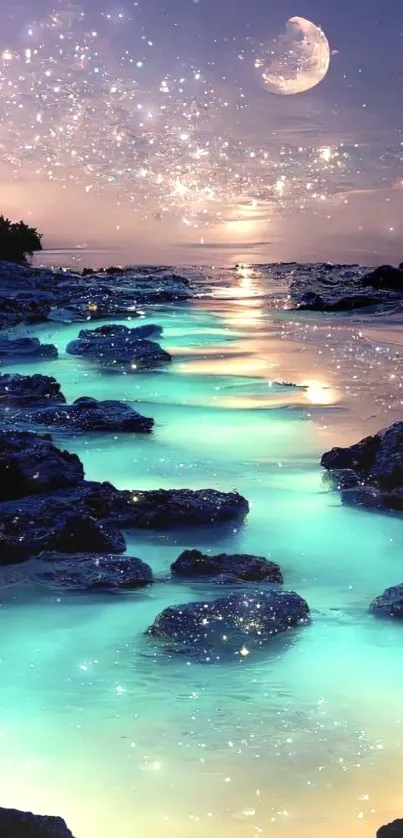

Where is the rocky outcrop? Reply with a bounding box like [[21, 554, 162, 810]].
[[321, 422, 403, 511], [0, 374, 66, 406], [0, 260, 192, 330], [35, 552, 153, 590], [0, 501, 126, 564], [377, 820, 403, 837], [66, 331, 171, 370], [370, 585, 403, 619], [7, 397, 154, 434], [171, 549, 283, 583], [0, 806, 74, 837], [0, 337, 58, 361], [79, 323, 163, 340], [0, 430, 84, 500], [287, 262, 403, 312], [147, 589, 310, 655]]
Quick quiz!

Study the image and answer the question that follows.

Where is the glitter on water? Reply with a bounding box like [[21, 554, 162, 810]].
[[2, 261, 403, 837]]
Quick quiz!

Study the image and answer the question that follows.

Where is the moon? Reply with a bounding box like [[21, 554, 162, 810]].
[[257, 16, 330, 96]]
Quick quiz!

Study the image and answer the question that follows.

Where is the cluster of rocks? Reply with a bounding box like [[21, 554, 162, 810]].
[[0, 260, 192, 330], [290, 262, 403, 312], [322, 420, 403, 620], [0, 373, 154, 433]]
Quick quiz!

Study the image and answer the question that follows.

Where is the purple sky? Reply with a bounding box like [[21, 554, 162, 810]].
[[1, 0, 403, 264]]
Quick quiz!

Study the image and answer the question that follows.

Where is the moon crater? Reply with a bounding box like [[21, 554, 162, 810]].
[[256, 16, 330, 96]]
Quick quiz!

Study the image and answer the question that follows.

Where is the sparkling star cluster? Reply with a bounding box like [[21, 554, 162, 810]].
[[0, 1, 402, 239]]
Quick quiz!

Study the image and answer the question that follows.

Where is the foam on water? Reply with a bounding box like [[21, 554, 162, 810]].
[[1, 263, 403, 837]]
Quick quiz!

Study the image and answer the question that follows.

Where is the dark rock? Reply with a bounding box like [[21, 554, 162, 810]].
[[8, 397, 154, 434], [377, 820, 403, 837], [66, 332, 171, 369], [0, 430, 84, 500], [362, 264, 403, 291], [322, 468, 361, 490], [322, 422, 403, 514], [321, 434, 379, 474], [171, 549, 283, 583], [288, 262, 403, 312], [36, 552, 153, 590], [0, 337, 58, 361], [0, 501, 125, 564], [0, 374, 66, 407], [147, 589, 310, 655], [65, 484, 250, 529], [370, 585, 403, 619], [0, 807, 74, 837]]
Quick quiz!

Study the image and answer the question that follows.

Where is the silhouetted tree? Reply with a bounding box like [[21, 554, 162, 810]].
[[0, 215, 43, 263]]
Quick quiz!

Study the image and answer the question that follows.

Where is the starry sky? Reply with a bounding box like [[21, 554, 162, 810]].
[[0, 0, 402, 265]]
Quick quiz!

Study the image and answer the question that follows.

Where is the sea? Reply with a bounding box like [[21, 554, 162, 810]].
[[1, 251, 403, 837]]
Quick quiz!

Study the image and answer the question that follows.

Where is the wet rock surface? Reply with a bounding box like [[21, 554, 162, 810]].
[[66, 333, 171, 369], [5, 396, 154, 434], [322, 421, 403, 512], [0, 260, 192, 328], [0, 806, 74, 837], [147, 589, 310, 655], [0, 373, 66, 406], [0, 429, 84, 500], [0, 337, 58, 361], [35, 552, 153, 590], [286, 262, 403, 312], [171, 549, 283, 583], [370, 585, 403, 619]]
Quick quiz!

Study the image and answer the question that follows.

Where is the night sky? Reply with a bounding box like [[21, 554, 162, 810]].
[[1, 0, 402, 264]]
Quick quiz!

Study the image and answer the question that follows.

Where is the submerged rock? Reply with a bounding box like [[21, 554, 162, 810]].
[[7, 397, 154, 434], [36, 552, 153, 590], [0, 806, 74, 837], [322, 421, 403, 511], [370, 585, 403, 619], [147, 589, 310, 655], [0, 373, 66, 406], [377, 820, 403, 837], [0, 337, 58, 361], [0, 430, 84, 500], [171, 549, 283, 583]]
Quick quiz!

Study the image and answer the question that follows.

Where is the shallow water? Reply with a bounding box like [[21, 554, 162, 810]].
[[2, 263, 403, 836]]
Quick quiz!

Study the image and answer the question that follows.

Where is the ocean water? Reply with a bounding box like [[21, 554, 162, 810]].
[[2, 262, 403, 836]]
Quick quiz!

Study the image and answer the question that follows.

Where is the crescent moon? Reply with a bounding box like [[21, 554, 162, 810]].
[[257, 16, 331, 96]]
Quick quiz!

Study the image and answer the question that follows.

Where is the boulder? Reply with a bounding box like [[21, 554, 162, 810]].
[[171, 549, 283, 583], [0, 374, 66, 406], [377, 820, 403, 837], [147, 589, 310, 655], [362, 265, 403, 291], [0, 337, 58, 361], [65, 484, 250, 528], [36, 552, 153, 590], [0, 503, 126, 564], [322, 422, 403, 512], [0, 430, 84, 500], [8, 397, 154, 434], [370, 585, 403, 619], [66, 332, 171, 369], [0, 807, 74, 837]]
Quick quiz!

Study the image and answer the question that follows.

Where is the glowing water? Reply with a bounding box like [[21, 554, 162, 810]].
[[1, 265, 403, 837]]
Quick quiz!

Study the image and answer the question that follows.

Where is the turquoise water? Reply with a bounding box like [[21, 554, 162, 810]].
[[2, 265, 403, 836]]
